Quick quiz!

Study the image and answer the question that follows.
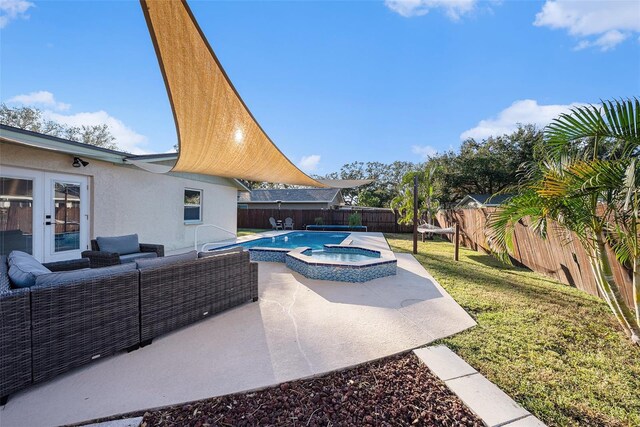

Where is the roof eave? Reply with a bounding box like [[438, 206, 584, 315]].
[[0, 124, 127, 164]]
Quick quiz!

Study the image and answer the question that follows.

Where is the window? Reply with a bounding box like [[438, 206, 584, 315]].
[[184, 189, 202, 223]]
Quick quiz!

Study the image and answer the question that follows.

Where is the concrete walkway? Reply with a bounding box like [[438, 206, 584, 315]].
[[1, 234, 475, 427], [414, 346, 546, 427]]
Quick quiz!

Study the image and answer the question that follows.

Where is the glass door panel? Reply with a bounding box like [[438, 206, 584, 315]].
[[44, 173, 88, 262], [0, 177, 34, 256], [53, 182, 81, 253]]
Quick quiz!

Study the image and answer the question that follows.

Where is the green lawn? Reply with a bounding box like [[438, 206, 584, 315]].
[[237, 228, 268, 237], [385, 234, 640, 427]]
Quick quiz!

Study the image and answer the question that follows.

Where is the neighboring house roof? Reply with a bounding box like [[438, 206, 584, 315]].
[[238, 188, 342, 204], [0, 124, 249, 191], [455, 193, 512, 209]]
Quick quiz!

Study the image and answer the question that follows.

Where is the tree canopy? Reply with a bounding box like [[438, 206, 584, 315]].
[[0, 104, 119, 150], [430, 124, 541, 206], [242, 125, 542, 209]]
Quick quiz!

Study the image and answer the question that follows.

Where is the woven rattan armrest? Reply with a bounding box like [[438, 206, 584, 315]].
[[139, 243, 164, 257], [43, 258, 91, 272], [81, 250, 120, 268]]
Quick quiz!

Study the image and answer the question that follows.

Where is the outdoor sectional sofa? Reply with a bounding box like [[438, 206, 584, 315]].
[[81, 235, 165, 268], [0, 248, 258, 405]]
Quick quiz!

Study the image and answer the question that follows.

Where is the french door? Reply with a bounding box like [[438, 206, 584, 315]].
[[0, 166, 89, 262], [43, 173, 89, 262]]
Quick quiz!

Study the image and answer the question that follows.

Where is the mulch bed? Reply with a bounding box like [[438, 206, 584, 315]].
[[140, 353, 482, 426]]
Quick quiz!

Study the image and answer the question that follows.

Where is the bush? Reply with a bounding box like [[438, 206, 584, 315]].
[[314, 217, 324, 225], [348, 212, 362, 227]]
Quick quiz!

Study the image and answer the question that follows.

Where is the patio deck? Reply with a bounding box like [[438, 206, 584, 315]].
[[0, 233, 476, 427]]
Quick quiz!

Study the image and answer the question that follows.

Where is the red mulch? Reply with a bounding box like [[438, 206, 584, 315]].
[[140, 353, 482, 427]]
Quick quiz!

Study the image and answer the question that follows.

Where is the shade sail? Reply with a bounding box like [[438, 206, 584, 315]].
[[140, 0, 325, 187], [315, 179, 374, 189]]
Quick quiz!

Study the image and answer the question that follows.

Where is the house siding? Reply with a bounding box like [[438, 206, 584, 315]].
[[0, 142, 237, 253]]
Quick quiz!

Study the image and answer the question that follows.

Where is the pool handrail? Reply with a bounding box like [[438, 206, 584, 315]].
[[194, 224, 237, 252]]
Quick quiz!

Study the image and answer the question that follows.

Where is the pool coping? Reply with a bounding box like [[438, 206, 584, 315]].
[[285, 245, 397, 268], [207, 230, 353, 252]]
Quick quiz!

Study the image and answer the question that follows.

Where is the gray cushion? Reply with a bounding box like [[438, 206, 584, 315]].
[[198, 246, 244, 258], [96, 234, 140, 255], [8, 251, 51, 288], [34, 263, 137, 287], [136, 250, 197, 270], [119, 252, 157, 264]]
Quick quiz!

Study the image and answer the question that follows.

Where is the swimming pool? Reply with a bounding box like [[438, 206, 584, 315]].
[[285, 246, 397, 282], [208, 231, 397, 282], [228, 231, 350, 250], [307, 250, 376, 262]]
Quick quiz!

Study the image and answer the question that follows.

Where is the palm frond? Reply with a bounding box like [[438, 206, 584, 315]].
[[544, 98, 640, 161]]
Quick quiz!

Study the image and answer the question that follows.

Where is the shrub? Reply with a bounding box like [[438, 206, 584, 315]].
[[348, 212, 362, 227]]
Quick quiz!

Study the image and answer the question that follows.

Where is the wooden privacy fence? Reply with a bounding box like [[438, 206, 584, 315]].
[[436, 208, 635, 310], [238, 208, 414, 233]]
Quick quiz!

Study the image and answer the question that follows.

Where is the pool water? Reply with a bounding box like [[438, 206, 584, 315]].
[[232, 232, 349, 250], [308, 250, 377, 262]]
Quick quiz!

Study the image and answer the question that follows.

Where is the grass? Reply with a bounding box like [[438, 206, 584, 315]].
[[385, 234, 640, 427], [237, 228, 268, 237]]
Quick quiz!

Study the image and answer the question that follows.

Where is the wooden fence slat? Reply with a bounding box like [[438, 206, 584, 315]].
[[238, 208, 414, 234], [436, 208, 634, 310]]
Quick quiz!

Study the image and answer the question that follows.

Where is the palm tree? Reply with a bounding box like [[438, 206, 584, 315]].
[[390, 165, 439, 226], [487, 98, 640, 343]]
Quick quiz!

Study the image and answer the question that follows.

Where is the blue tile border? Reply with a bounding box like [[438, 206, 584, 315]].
[[247, 243, 397, 282]]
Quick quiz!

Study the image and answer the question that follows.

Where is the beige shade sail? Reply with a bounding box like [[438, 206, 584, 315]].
[[315, 179, 374, 189], [140, 0, 326, 187]]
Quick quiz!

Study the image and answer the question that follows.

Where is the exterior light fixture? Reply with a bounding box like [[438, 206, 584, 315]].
[[72, 157, 89, 168]]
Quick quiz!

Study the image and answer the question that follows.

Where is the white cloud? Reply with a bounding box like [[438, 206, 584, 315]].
[[0, 0, 34, 28], [575, 30, 628, 51], [7, 90, 149, 153], [384, 0, 477, 20], [460, 99, 586, 141], [411, 144, 437, 160], [298, 154, 321, 172], [45, 110, 149, 154], [534, 0, 640, 51], [8, 91, 70, 111]]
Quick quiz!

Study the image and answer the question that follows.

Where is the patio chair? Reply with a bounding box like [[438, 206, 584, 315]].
[[269, 217, 283, 230], [81, 234, 164, 268], [284, 217, 294, 230]]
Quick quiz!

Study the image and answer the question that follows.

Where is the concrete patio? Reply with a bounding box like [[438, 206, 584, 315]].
[[0, 233, 476, 427]]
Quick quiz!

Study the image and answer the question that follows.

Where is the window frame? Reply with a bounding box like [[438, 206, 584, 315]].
[[183, 188, 203, 224]]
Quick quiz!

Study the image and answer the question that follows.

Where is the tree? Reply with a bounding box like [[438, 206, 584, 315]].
[[0, 104, 119, 150], [390, 165, 438, 226], [432, 125, 541, 206], [315, 160, 419, 207], [487, 99, 640, 344]]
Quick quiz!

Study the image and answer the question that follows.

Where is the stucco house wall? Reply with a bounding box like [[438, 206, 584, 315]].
[[0, 142, 237, 252]]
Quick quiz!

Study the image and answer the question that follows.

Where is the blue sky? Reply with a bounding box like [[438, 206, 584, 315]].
[[1, 0, 639, 175]]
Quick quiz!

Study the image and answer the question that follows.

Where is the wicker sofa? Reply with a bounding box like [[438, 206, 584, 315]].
[[82, 235, 165, 268], [30, 262, 141, 385], [0, 248, 258, 404], [139, 249, 259, 342], [0, 256, 31, 406], [0, 256, 140, 404]]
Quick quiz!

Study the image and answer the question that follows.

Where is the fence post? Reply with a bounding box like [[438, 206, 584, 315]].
[[394, 210, 398, 233], [454, 222, 460, 261], [413, 175, 418, 255]]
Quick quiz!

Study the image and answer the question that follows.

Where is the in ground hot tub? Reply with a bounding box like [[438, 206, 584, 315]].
[[285, 245, 397, 283]]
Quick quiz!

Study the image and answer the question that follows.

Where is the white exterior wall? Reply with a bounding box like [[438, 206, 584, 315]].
[[0, 142, 238, 252]]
